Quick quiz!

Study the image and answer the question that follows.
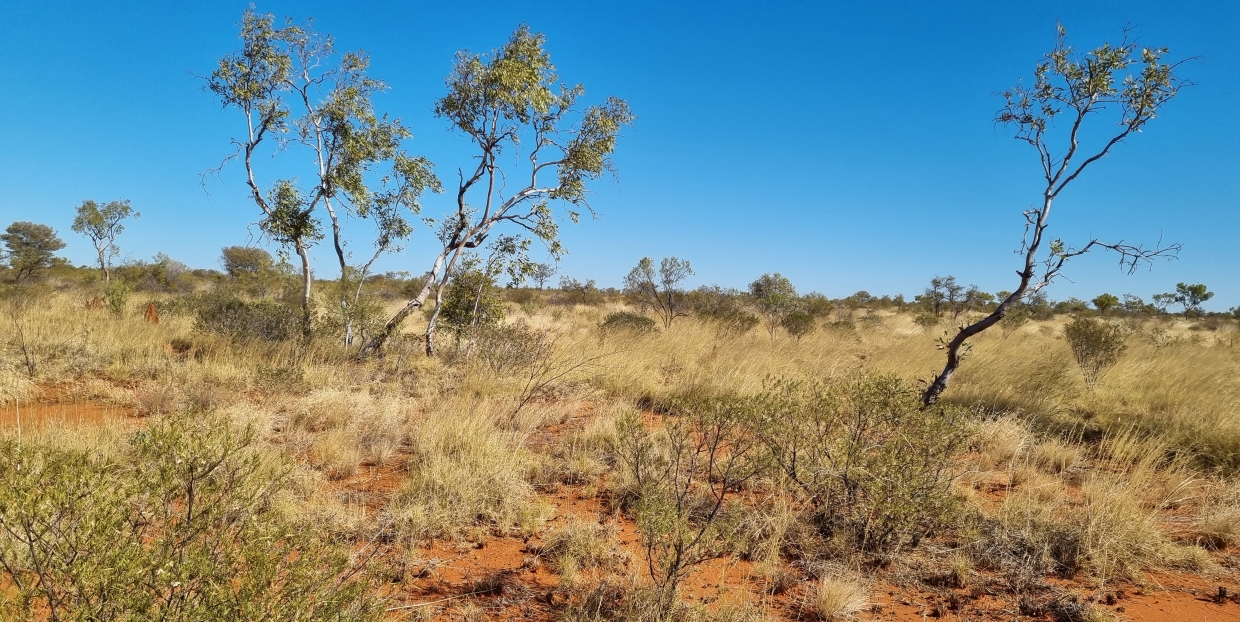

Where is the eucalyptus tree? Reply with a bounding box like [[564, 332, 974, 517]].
[[71, 199, 138, 283], [622, 256, 694, 328], [206, 9, 438, 341], [922, 25, 1187, 406], [359, 25, 634, 357]]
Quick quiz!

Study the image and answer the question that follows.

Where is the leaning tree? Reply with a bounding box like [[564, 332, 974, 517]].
[[359, 25, 634, 357], [922, 25, 1188, 406]]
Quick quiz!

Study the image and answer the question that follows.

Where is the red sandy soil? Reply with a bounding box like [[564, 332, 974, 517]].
[[0, 385, 136, 430]]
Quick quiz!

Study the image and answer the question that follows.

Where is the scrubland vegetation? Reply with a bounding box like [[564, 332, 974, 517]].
[[1, 270, 1237, 620], [1, 9, 1235, 621]]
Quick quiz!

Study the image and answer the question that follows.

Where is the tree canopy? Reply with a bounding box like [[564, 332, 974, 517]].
[[2, 222, 66, 281]]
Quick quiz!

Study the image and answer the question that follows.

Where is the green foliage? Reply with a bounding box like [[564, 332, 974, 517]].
[[610, 392, 761, 613], [1092, 293, 1119, 315], [1122, 294, 1155, 316], [220, 246, 275, 277], [753, 374, 972, 552], [748, 273, 798, 338], [622, 256, 693, 328], [103, 278, 133, 316], [560, 276, 601, 305], [912, 310, 940, 332], [780, 310, 817, 340], [1169, 282, 1214, 319], [193, 292, 301, 342], [599, 311, 658, 336], [472, 321, 542, 374], [436, 261, 506, 343], [1054, 297, 1091, 315], [1063, 317, 1128, 390], [432, 24, 634, 253], [688, 286, 759, 337], [998, 24, 1184, 150], [1000, 304, 1032, 337], [0, 414, 381, 620], [1, 221, 66, 281], [71, 199, 138, 281], [802, 292, 834, 316]]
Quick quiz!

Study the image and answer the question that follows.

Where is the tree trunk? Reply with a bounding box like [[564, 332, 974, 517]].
[[356, 250, 449, 358], [296, 242, 314, 340], [922, 195, 1052, 407]]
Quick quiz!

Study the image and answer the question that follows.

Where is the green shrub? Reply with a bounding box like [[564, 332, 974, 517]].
[[689, 286, 760, 337], [103, 279, 133, 316], [0, 414, 380, 620], [472, 321, 541, 374], [1000, 305, 1032, 337], [599, 311, 657, 335], [193, 292, 300, 342], [1063, 317, 1128, 390], [610, 391, 761, 614], [780, 310, 817, 340], [753, 374, 973, 552]]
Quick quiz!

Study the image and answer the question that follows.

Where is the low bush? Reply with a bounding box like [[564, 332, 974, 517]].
[[193, 292, 301, 342], [753, 374, 973, 552], [780, 310, 817, 340], [472, 321, 541, 374], [1063, 317, 1127, 390], [0, 414, 380, 620], [599, 311, 657, 335]]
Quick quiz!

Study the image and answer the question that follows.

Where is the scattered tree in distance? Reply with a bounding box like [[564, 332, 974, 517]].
[[71, 199, 138, 283], [622, 256, 694, 328]]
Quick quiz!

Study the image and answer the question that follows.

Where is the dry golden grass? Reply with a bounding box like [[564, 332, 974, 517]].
[[3, 287, 1240, 618], [813, 573, 869, 621]]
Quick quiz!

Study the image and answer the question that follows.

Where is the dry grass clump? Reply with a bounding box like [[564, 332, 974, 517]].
[[814, 573, 869, 621], [537, 518, 622, 588], [986, 429, 1210, 581], [975, 416, 1032, 470], [1200, 509, 1240, 550], [280, 389, 407, 479], [1032, 440, 1080, 474], [390, 399, 549, 541]]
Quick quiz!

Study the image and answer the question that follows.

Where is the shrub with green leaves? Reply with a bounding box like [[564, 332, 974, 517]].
[[0, 414, 380, 620], [780, 310, 817, 340], [103, 278, 133, 316], [1063, 317, 1128, 390], [473, 321, 541, 374], [1000, 304, 1032, 337], [599, 311, 657, 335], [752, 374, 972, 552], [193, 292, 301, 342], [610, 392, 761, 614]]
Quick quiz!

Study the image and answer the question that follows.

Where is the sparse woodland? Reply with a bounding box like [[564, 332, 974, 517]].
[[3, 12, 1240, 622]]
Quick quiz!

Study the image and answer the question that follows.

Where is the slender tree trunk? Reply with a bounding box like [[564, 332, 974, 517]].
[[296, 242, 314, 340], [922, 195, 1051, 406], [357, 249, 450, 358], [97, 247, 109, 283]]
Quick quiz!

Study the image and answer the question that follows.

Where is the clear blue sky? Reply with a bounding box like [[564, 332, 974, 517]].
[[1, 1, 1236, 308]]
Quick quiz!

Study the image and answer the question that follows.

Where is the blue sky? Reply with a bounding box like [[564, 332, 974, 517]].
[[1, 0, 1236, 309]]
